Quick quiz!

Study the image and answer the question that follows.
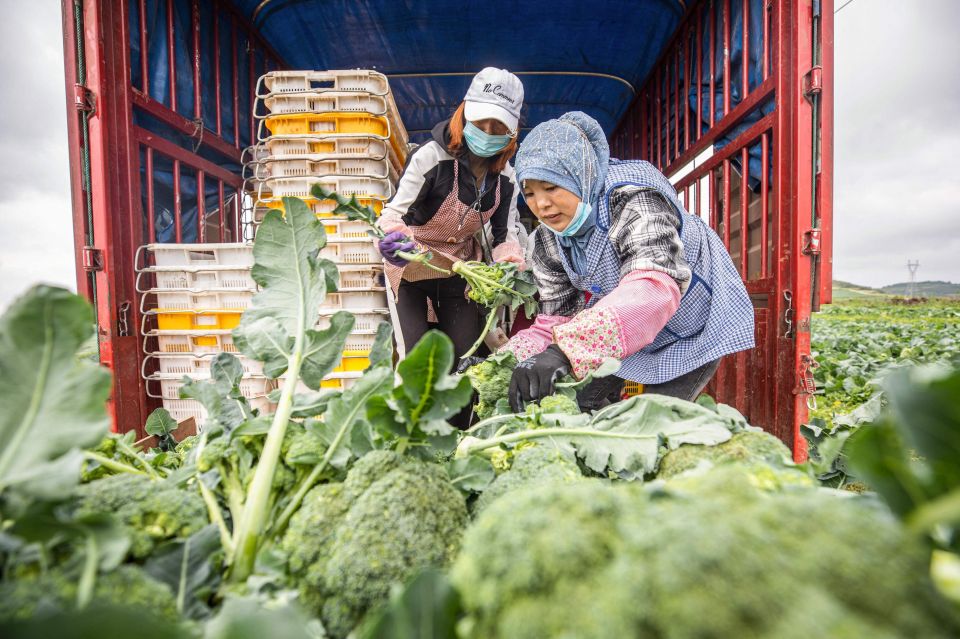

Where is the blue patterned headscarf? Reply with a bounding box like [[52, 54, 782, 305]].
[[515, 112, 610, 273]]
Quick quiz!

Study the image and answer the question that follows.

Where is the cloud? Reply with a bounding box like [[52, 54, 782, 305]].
[[833, 0, 960, 287], [0, 2, 75, 311]]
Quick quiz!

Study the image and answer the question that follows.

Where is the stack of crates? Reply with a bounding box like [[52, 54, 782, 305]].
[[243, 69, 406, 393], [136, 244, 273, 426]]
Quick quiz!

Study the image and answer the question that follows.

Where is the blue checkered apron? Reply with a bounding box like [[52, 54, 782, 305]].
[[555, 159, 755, 384]]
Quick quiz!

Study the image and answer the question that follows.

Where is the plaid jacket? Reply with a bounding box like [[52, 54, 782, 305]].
[[531, 159, 755, 384]]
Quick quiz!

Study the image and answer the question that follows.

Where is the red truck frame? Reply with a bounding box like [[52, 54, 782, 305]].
[[61, 0, 832, 456]]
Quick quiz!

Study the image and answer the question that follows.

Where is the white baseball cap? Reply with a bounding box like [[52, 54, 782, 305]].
[[463, 68, 524, 134]]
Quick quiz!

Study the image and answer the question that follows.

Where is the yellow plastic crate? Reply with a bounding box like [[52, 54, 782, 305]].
[[623, 381, 644, 398], [332, 350, 372, 373], [262, 196, 384, 217], [264, 113, 389, 137], [156, 311, 241, 331]]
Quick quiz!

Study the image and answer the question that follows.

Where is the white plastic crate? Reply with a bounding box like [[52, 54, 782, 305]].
[[335, 266, 384, 290], [320, 290, 388, 312], [262, 135, 391, 160], [256, 175, 393, 201], [162, 396, 274, 429], [322, 219, 377, 243], [146, 375, 273, 400], [249, 157, 391, 181], [138, 243, 254, 268], [342, 331, 385, 352], [145, 331, 238, 355], [136, 268, 256, 293], [257, 70, 390, 98], [319, 240, 381, 265], [260, 92, 389, 117], [142, 353, 264, 377], [144, 289, 254, 313], [275, 371, 364, 395], [318, 309, 389, 332]]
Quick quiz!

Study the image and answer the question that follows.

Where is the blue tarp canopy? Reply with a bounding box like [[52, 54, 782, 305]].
[[229, 0, 689, 142]]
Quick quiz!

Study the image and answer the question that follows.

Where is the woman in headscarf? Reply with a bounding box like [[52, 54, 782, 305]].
[[502, 111, 755, 412], [376, 68, 526, 361]]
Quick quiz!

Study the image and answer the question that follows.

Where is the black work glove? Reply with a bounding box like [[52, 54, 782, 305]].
[[509, 345, 572, 412], [456, 356, 486, 375]]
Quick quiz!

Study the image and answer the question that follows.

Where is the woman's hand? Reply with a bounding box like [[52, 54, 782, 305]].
[[492, 241, 527, 271], [378, 231, 417, 267], [375, 213, 412, 237], [508, 344, 572, 411]]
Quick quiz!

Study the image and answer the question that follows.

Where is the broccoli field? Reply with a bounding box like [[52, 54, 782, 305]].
[[1, 199, 959, 638], [804, 298, 960, 488]]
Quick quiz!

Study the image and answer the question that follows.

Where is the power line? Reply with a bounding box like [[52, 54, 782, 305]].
[[836, 0, 857, 14]]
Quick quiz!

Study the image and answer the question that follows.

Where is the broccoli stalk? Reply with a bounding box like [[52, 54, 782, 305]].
[[451, 260, 538, 359], [310, 184, 451, 275], [229, 324, 305, 581]]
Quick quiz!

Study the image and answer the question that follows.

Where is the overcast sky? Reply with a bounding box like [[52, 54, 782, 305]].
[[0, 0, 957, 311]]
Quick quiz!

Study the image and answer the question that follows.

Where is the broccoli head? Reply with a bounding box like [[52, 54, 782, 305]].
[[281, 450, 468, 638], [473, 445, 584, 513], [466, 351, 516, 420], [451, 466, 960, 639], [530, 393, 580, 416], [656, 429, 795, 478], [0, 565, 179, 624], [73, 474, 206, 559]]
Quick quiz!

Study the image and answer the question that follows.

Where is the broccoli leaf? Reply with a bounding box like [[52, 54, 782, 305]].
[[0, 285, 111, 499], [299, 311, 355, 389], [180, 354, 250, 434], [145, 408, 179, 452], [367, 322, 395, 370], [239, 199, 330, 337], [459, 394, 734, 479], [371, 330, 473, 457], [360, 569, 462, 639], [446, 456, 495, 494], [145, 524, 222, 619], [308, 366, 394, 470]]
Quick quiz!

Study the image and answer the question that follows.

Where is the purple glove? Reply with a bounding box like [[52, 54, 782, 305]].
[[378, 231, 417, 267]]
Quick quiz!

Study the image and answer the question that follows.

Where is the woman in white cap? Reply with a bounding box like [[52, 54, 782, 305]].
[[377, 68, 526, 370]]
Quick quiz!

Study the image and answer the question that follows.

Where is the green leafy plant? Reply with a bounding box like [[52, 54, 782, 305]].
[[198, 196, 355, 582]]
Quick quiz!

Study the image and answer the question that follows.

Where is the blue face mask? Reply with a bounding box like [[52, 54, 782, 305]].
[[552, 200, 593, 237], [463, 121, 512, 158]]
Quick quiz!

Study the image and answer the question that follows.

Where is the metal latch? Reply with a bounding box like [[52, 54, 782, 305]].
[[796, 354, 820, 410], [117, 302, 132, 337], [803, 66, 823, 99], [82, 246, 104, 272], [802, 228, 822, 255], [73, 84, 96, 114]]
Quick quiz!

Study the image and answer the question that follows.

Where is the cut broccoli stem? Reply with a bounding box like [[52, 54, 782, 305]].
[[229, 310, 303, 582], [77, 534, 97, 610], [396, 250, 451, 275], [194, 433, 235, 558], [463, 413, 518, 434], [461, 306, 499, 360], [116, 439, 162, 480], [83, 451, 148, 477]]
